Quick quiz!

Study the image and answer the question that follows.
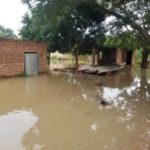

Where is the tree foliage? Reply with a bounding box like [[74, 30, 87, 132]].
[[0, 25, 17, 39], [20, 0, 150, 68], [21, 0, 150, 51], [20, 0, 106, 53], [104, 33, 140, 50], [97, 0, 150, 49]]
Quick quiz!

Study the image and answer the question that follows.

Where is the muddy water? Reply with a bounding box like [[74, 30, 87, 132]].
[[0, 68, 150, 150]]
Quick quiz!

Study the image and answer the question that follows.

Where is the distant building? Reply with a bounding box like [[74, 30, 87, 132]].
[[99, 47, 135, 66], [0, 39, 47, 77]]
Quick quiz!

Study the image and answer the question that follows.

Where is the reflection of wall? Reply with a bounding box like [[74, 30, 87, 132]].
[[25, 76, 38, 96]]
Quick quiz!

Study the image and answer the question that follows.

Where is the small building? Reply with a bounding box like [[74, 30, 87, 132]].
[[0, 39, 47, 77], [100, 47, 135, 66], [99, 47, 117, 65]]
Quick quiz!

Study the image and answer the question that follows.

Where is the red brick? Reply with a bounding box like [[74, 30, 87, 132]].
[[0, 39, 47, 77]]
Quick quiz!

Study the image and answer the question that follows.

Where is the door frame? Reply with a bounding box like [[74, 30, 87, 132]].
[[24, 52, 39, 75]]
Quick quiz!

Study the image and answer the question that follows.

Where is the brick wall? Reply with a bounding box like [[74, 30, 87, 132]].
[[116, 49, 126, 65], [0, 39, 47, 77]]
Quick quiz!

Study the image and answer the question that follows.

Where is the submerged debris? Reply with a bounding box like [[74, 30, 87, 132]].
[[100, 100, 108, 106], [78, 65, 124, 75], [96, 95, 109, 106]]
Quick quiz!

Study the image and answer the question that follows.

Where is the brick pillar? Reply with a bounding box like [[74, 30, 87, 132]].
[[116, 49, 122, 65], [131, 50, 135, 66]]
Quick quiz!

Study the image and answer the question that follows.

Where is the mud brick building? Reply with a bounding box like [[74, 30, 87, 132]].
[[100, 47, 135, 66], [0, 39, 47, 77]]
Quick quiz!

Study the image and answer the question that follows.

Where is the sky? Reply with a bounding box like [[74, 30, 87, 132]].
[[0, 0, 28, 35]]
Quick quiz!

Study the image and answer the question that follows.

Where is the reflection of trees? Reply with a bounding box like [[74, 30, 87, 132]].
[[139, 69, 150, 101], [96, 68, 150, 148], [119, 69, 150, 102], [21, 126, 42, 150], [97, 68, 150, 103]]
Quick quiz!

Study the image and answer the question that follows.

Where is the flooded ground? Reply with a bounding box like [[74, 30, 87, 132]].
[[0, 68, 150, 150]]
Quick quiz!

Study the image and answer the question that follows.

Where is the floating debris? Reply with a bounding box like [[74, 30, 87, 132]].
[[78, 65, 124, 75]]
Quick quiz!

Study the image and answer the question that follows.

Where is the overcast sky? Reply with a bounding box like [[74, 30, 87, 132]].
[[0, 0, 28, 35]]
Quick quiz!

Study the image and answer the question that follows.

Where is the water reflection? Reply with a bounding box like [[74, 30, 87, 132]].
[[91, 122, 97, 131], [0, 110, 38, 150], [96, 68, 150, 106], [0, 68, 149, 150], [25, 76, 38, 96], [94, 68, 150, 149]]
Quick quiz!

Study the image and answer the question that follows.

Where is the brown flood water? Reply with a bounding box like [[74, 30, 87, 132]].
[[0, 68, 150, 150]]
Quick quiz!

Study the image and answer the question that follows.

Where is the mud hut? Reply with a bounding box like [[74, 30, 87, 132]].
[[99, 47, 135, 66]]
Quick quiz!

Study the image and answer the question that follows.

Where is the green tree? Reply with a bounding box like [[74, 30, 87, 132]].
[[21, 0, 150, 68], [0, 25, 17, 39], [54, 1, 105, 67], [20, 0, 76, 44], [97, 0, 150, 67], [20, 0, 106, 68]]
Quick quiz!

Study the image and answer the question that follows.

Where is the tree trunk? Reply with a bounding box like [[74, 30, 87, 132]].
[[97, 51, 101, 66], [74, 48, 79, 69], [141, 50, 149, 68], [92, 47, 96, 66], [47, 52, 51, 68]]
